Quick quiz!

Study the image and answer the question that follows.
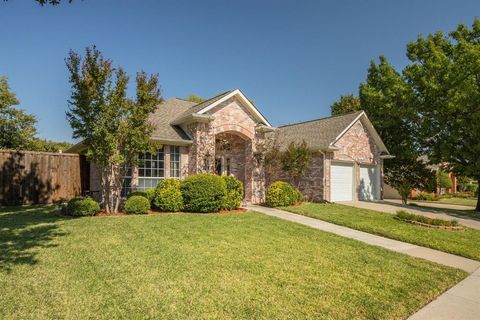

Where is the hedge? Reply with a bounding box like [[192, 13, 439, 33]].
[[181, 173, 227, 212], [153, 178, 184, 212]]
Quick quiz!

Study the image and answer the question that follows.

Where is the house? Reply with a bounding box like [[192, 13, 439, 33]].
[[268, 110, 392, 202], [67, 89, 391, 204]]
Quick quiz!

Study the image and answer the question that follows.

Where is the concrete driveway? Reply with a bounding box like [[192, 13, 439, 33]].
[[338, 199, 480, 230]]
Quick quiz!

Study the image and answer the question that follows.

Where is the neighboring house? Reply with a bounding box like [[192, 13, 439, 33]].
[[67, 89, 392, 204], [384, 157, 459, 200]]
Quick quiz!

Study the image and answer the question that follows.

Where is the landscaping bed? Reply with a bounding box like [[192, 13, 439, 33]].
[[0, 205, 466, 319], [284, 202, 480, 261], [395, 211, 465, 230]]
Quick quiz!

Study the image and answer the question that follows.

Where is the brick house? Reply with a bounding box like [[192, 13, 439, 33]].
[[67, 89, 391, 204]]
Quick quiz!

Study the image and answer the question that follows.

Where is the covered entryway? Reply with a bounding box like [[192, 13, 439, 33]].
[[330, 162, 354, 202], [359, 165, 380, 201]]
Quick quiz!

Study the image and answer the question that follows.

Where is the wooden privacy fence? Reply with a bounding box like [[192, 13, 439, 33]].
[[0, 150, 89, 206]]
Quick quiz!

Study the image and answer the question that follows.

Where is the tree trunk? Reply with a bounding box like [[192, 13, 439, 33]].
[[99, 160, 126, 215], [476, 189, 480, 212]]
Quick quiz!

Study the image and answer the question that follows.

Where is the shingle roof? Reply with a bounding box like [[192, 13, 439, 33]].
[[176, 90, 233, 119], [148, 98, 197, 142], [273, 111, 363, 150]]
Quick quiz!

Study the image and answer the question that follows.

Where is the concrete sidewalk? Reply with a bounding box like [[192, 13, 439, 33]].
[[247, 205, 480, 320], [338, 200, 480, 230]]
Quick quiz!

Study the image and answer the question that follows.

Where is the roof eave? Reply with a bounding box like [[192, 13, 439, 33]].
[[380, 154, 395, 159], [170, 113, 215, 126], [64, 141, 87, 154], [150, 137, 193, 146], [321, 146, 340, 152]]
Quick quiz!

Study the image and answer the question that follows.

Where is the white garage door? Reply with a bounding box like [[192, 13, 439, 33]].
[[331, 162, 354, 202], [360, 165, 380, 201]]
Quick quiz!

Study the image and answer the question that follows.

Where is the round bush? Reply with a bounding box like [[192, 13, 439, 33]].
[[222, 176, 244, 210], [153, 178, 184, 212], [66, 196, 100, 216], [181, 173, 227, 213], [124, 195, 150, 214], [144, 188, 156, 202], [127, 189, 155, 206], [266, 181, 302, 207]]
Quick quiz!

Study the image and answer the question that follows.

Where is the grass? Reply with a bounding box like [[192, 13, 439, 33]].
[[408, 202, 479, 218], [437, 197, 477, 207], [0, 206, 466, 319], [284, 203, 480, 261]]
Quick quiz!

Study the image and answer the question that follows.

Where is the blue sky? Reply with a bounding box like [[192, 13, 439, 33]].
[[1, 0, 479, 142]]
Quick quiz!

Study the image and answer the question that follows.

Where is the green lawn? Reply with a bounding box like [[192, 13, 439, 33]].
[[0, 206, 466, 319], [408, 201, 479, 218], [437, 197, 477, 207], [284, 203, 480, 261]]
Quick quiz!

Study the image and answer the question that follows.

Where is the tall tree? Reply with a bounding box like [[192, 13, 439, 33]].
[[31, 138, 73, 153], [0, 76, 37, 150], [66, 46, 161, 213], [330, 94, 361, 115], [404, 18, 480, 211], [359, 57, 433, 204]]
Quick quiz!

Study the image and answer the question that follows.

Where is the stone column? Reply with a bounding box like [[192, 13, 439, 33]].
[[250, 129, 267, 204], [187, 122, 215, 175]]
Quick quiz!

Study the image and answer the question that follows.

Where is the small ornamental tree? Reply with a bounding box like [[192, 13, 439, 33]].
[[280, 141, 312, 188], [65, 46, 161, 214]]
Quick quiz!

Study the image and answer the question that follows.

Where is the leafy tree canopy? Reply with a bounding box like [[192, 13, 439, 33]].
[[31, 138, 73, 153], [330, 94, 361, 116], [185, 95, 206, 103], [66, 45, 162, 213], [358, 56, 432, 204], [404, 18, 480, 210], [0, 76, 38, 150]]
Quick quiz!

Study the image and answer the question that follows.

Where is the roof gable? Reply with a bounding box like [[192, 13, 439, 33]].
[[274, 111, 363, 150], [274, 111, 389, 154], [172, 89, 272, 127], [330, 112, 389, 154]]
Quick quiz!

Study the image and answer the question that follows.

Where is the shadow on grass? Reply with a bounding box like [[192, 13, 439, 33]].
[[0, 205, 69, 273], [382, 200, 480, 221]]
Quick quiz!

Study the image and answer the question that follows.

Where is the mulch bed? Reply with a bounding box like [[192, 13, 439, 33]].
[[394, 216, 466, 231], [93, 207, 248, 217]]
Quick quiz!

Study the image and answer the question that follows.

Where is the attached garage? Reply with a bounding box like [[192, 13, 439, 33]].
[[330, 162, 354, 202], [359, 165, 380, 201]]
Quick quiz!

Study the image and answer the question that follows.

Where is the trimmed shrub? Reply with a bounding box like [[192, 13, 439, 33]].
[[66, 196, 100, 216], [124, 195, 150, 214], [181, 173, 227, 213], [222, 176, 244, 210], [153, 179, 184, 212], [466, 184, 478, 195], [127, 190, 148, 199], [127, 189, 155, 203], [144, 188, 156, 202], [266, 181, 302, 207], [413, 192, 438, 201]]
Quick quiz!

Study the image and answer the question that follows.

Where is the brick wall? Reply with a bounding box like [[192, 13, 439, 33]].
[[330, 119, 382, 201]]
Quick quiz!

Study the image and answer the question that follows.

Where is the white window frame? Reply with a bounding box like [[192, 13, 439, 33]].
[[137, 147, 165, 190], [170, 146, 180, 178]]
